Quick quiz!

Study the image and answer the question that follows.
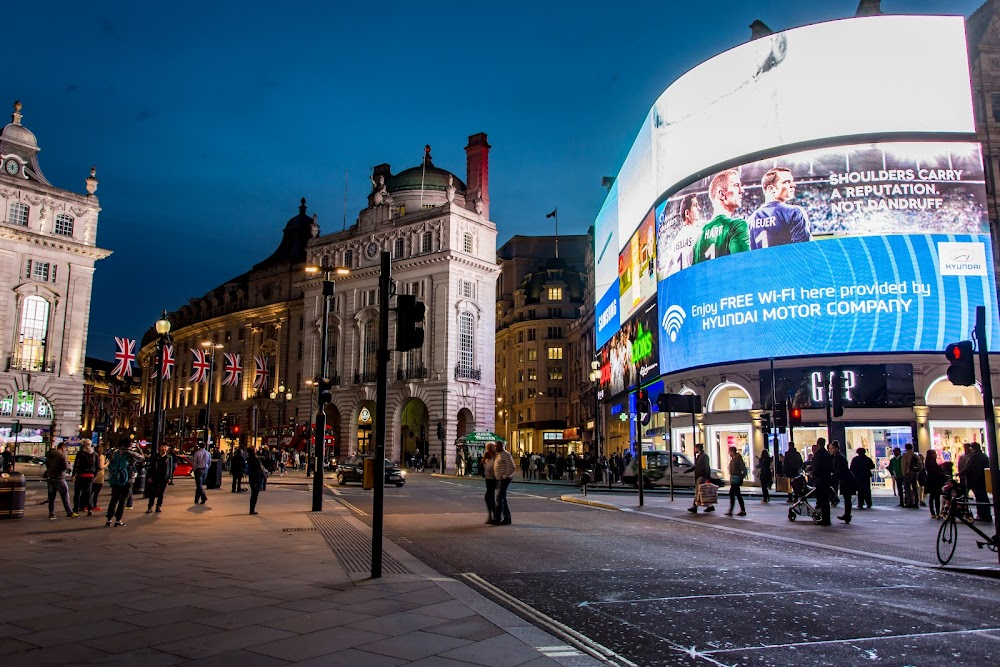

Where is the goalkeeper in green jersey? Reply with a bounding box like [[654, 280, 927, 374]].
[[692, 169, 750, 264]]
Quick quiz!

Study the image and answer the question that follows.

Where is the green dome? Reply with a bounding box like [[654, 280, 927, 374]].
[[388, 163, 466, 193]]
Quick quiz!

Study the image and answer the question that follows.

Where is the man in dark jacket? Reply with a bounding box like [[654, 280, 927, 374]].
[[145, 444, 171, 513], [850, 447, 876, 509], [686, 443, 716, 513], [783, 443, 803, 502], [812, 437, 833, 526], [231, 447, 247, 493], [966, 443, 993, 522], [45, 443, 74, 519], [830, 441, 855, 524]]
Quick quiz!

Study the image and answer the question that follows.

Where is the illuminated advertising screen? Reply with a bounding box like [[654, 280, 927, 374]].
[[597, 300, 659, 398], [759, 365, 915, 411], [594, 14, 977, 351], [656, 141, 999, 373]]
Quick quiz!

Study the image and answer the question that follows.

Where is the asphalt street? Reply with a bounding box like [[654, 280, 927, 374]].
[[336, 473, 1000, 667]]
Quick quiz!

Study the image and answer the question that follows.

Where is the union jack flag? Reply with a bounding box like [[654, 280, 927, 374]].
[[111, 337, 136, 377], [83, 384, 95, 409], [151, 345, 175, 380], [108, 384, 122, 410], [222, 352, 242, 387], [130, 400, 140, 421], [253, 355, 269, 390], [190, 348, 211, 383]]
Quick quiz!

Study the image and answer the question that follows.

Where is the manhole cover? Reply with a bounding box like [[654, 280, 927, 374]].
[[283, 527, 317, 532]]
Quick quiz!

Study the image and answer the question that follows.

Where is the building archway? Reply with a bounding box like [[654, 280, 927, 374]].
[[456, 407, 475, 438], [356, 400, 376, 455], [399, 398, 430, 465]]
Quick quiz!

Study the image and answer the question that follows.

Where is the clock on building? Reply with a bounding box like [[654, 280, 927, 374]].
[[365, 241, 380, 259], [4, 159, 19, 176]]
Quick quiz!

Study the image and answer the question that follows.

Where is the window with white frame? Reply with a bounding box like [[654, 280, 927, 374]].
[[421, 231, 432, 253], [548, 346, 563, 360], [463, 232, 473, 253], [406, 281, 424, 298], [548, 366, 564, 381], [547, 287, 562, 301], [54, 213, 74, 236], [527, 349, 537, 361], [326, 324, 339, 377], [32, 261, 50, 282], [459, 311, 475, 373], [8, 202, 28, 226], [394, 237, 405, 258], [362, 288, 377, 307], [16, 295, 49, 371], [460, 279, 476, 299], [362, 317, 378, 376], [344, 249, 353, 267]]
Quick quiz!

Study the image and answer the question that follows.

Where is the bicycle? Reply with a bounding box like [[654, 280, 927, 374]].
[[936, 497, 998, 565]]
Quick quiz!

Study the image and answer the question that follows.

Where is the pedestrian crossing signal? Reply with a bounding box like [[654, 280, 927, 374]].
[[945, 341, 975, 386], [789, 406, 802, 427]]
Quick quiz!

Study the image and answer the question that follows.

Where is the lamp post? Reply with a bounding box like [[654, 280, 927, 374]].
[[305, 262, 350, 511], [152, 311, 172, 453], [178, 386, 191, 444], [269, 384, 293, 435], [304, 378, 316, 475], [590, 360, 602, 458], [200, 341, 224, 449]]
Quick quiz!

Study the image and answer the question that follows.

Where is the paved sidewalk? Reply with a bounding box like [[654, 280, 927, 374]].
[[561, 488, 1000, 572], [0, 478, 600, 666]]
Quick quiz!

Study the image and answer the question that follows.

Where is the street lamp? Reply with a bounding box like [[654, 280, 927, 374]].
[[305, 262, 350, 511], [152, 311, 172, 453], [178, 386, 191, 443], [590, 360, 602, 457], [270, 384, 293, 428], [200, 341, 224, 449]]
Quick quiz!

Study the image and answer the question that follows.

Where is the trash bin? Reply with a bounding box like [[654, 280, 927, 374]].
[[580, 470, 592, 486], [0, 471, 26, 520], [132, 464, 146, 496], [206, 459, 223, 489]]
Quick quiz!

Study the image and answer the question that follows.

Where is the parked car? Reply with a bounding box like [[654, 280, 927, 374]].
[[12, 454, 47, 478], [171, 455, 194, 478], [621, 451, 723, 488], [336, 456, 406, 487]]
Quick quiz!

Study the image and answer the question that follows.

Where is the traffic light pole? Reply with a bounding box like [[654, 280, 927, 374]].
[[312, 274, 334, 512], [372, 251, 391, 579], [974, 306, 1000, 560]]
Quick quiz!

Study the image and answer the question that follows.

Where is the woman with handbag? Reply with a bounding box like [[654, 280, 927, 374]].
[[247, 447, 268, 515], [756, 449, 773, 504], [725, 446, 747, 516], [481, 442, 497, 524]]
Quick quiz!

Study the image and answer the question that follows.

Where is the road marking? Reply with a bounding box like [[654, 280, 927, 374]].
[[579, 584, 917, 606], [700, 626, 1000, 655], [336, 498, 368, 516], [461, 572, 638, 667]]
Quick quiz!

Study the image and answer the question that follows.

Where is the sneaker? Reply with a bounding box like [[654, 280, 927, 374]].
[[105, 519, 112, 527], [125, 505, 133, 510], [155, 507, 161, 513], [87, 510, 93, 516], [145, 508, 153, 514], [115, 521, 126, 527], [49, 514, 56, 520], [687, 507, 698, 513], [68, 512, 78, 518], [92, 507, 102, 512], [737, 511, 746, 516], [724, 511, 733, 516], [704, 506, 715, 512]]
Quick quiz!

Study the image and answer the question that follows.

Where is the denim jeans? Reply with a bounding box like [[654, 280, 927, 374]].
[[494, 478, 512, 523], [47, 478, 72, 516], [194, 468, 208, 503], [484, 478, 497, 520]]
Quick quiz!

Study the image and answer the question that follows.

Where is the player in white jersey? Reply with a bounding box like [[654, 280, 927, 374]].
[[663, 193, 704, 277]]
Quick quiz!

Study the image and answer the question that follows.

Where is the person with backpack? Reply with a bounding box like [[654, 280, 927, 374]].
[[105, 446, 139, 527], [900, 443, 921, 508]]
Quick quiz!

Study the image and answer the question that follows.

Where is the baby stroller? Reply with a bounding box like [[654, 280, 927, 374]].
[[787, 471, 823, 524]]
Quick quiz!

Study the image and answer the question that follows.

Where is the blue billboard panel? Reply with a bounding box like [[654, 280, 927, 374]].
[[595, 278, 621, 350], [658, 233, 1000, 373]]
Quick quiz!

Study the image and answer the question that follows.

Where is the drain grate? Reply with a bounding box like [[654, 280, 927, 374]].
[[309, 514, 410, 575], [283, 527, 318, 532]]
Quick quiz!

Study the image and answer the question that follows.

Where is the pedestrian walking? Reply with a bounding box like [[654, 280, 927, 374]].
[[145, 444, 171, 513], [90, 444, 106, 512], [193, 442, 210, 505], [71, 439, 97, 516], [756, 449, 772, 503], [888, 447, 904, 506], [725, 446, 747, 516], [686, 443, 716, 513], [830, 441, 856, 524], [850, 447, 876, 509], [924, 449, 946, 519], [492, 441, 515, 525], [247, 447, 267, 515], [812, 437, 833, 526], [105, 446, 139, 527], [231, 447, 247, 493], [481, 442, 497, 524], [783, 443, 803, 502], [900, 443, 921, 508], [44, 442, 74, 519], [2, 443, 13, 472], [966, 443, 993, 523]]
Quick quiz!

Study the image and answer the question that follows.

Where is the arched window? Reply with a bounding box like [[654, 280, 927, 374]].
[[15, 295, 49, 371], [54, 213, 74, 236], [8, 202, 28, 226], [458, 311, 475, 374], [0, 391, 53, 419]]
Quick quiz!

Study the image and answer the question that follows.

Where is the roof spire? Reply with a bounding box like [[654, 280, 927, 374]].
[[423, 144, 432, 166], [299, 197, 307, 215], [12, 100, 22, 125]]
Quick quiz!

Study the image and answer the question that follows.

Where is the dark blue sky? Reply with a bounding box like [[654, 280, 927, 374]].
[[3, 0, 982, 358]]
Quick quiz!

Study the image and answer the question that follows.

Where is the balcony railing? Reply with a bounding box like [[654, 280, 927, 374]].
[[354, 371, 379, 384], [455, 365, 482, 381], [8, 356, 54, 373], [396, 366, 428, 381]]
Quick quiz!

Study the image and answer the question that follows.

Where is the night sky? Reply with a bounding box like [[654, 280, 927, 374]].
[[2, 0, 982, 358]]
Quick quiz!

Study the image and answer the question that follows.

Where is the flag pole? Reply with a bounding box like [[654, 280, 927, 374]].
[[546, 208, 559, 258]]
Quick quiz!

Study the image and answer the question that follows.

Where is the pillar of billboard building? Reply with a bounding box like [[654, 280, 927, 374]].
[[592, 14, 997, 487]]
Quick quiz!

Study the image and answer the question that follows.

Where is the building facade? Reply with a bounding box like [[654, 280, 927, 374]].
[[494, 234, 588, 455], [139, 135, 498, 468], [0, 101, 110, 452]]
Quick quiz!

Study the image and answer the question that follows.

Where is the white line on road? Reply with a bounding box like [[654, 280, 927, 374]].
[[700, 626, 1000, 655], [579, 584, 917, 606]]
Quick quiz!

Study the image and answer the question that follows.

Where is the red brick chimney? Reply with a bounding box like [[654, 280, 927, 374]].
[[465, 133, 490, 218]]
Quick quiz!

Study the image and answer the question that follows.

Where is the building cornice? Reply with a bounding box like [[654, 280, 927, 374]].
[[0, 223, 112, 260]]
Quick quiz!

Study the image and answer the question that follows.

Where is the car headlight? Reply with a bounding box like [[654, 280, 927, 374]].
[[399, 470, 406, 477]]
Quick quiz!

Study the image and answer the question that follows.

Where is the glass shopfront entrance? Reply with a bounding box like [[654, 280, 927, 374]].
[[844, 425, 912, 487], [930, 421, 985, 464], [708, 425, 750, 481]]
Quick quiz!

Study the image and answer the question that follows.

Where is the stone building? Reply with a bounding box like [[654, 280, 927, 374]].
[[0, 101, 110, 450], [494, 234, 588, 455]]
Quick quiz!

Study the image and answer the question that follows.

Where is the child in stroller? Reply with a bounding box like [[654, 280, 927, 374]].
[[787, 470, 824, 523]]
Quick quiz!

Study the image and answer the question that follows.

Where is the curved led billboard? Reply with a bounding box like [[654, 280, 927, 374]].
[[594, 13, 997, 379]]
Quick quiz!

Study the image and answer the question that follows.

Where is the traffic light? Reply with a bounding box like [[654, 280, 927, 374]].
[[436, 422, 444, 440], [317, 376, 334, 405], [789, 405, 802, 427], [635, 389, 650, 415], [231, 424, 241, 438], [831, 370, 844, 418], [773, 402, 787, 431], [220, 415, 229, 433], [945, 341, 976, 386], [395, 294, 426, 352], [760, 412, 772, 435]]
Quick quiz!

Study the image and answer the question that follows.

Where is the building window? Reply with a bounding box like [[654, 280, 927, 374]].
[[516, 370, 524, 383], [547, 326, 563, 339], [516, 330, 523, 344], [992, 92, 1000, 122], [394, 237, 405, 259], [463, 232, 474, 253], [516, 350, 524, 364], [54, 213, 74, 236], [548, 307, 561, 318], [527, 368, 537, 381], [422, 231, 433, 253], [547, 287, 562, 301], [297, 340, 303, 360], [32, 261, 50, 282], [527, 349, 537, 361], [548, 346, 563, 360], [16, 295, 49, 371], [363, 288, 377, 306], [528, 388, 536, 399], [8, 202, 28, 226], [237, 327, 245, 341], [460, 279, 476, 299], [459, 311, 475, 373], [527, 329, 536, 341], [548, 366, 564, 381], [344, 249, 353, 267], [362, 318, 378, 376], [326, 325, 339, 377]]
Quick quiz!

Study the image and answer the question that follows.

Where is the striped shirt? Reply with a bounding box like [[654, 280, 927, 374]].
[[493, 450, 515, 480]]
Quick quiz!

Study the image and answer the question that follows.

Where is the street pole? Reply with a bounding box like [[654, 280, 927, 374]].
[[372, 251, 391, 578], [667, 409, 674, 501], [974, 306, 1000, 563], [313, 272, 335, 512], [637, 410, 644, 508], [152, 335, 167, 452]]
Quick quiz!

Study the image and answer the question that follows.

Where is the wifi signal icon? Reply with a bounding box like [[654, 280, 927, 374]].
[[662, 305, 686, 342]]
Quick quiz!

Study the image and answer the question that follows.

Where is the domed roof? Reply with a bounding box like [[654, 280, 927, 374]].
[[253, 198, 317, 271], [1, 102, 38, 150], [387, 146, 466, 193]]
